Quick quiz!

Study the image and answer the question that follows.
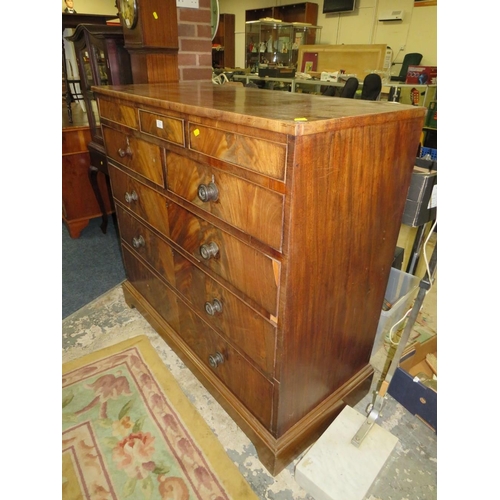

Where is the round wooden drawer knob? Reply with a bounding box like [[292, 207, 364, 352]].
[[198, 182, 219, 202], [124, 191, 138, 203], [208, 352, 224, 368], [132, 235, 145, 248], [205, 298, 223, 316], [200, 242, 219, 260]]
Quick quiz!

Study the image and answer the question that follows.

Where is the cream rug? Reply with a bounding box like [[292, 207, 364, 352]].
[[63, 284, 437, 499]]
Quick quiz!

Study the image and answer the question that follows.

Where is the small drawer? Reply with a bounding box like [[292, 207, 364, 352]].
[[123, 248, 274, 428], [116, 205, 176, 287], [188, 123, 287, 180], [109, 165, 171, 239], [139, 110, 185, 146], [98, 98, 138, 129], [173, 249, 276, 377], [168, 202, 280, 318], [166, 151, 284, 251], [103, 126, 164, 187]]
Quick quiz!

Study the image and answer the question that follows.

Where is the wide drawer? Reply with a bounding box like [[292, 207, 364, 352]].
[[188, 122, 287, 180], [167, 202, 280, 318], [173, 255, 277, 377], [116, 204, 176, 286], [166, 151, 284, 251], [117, 205, 276, 377], [139, 109, 185, 146], [103, 126, 164, 187], [110, 166, 280, 318], [123, 247, 274, 428], [109, 164, 171, 238], [98, 98, 138, 129]]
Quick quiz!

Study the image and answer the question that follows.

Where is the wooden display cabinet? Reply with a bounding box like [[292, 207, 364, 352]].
[[245, 1, 318, 24], [245, 21, 321, 73], [62, 124, 114, 238], [66, 24, 133, 235]]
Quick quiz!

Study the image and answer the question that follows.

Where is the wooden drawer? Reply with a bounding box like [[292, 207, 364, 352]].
[[188, 122, 287, 180], [116, 205, 176, 286], [139, 109, 185, 146], [123, 247, 274, 427], [166, 151, 284, 251], [119, 206, 276, 375], [109, 165, 171, 238], [173, 245, 276, 377], [167, 202, 280, 318], [103, 126, 164, 187], [98, 98, 138, 129]]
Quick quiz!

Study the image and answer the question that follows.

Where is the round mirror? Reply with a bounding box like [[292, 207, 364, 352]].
[[211, 0, 220, 41]]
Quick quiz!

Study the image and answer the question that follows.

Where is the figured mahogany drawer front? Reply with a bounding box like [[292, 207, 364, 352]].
[[98, 99, 138, 129], [119, 208, 276, 376], [173, 247, 276, 377], [103, 126, 164, 187], [123, 247, 274, 428], [109, 165, 171, 239], [167, 202, 280, 317], [116, 205, 176, 286], [188, 123, 287, 180], [166, 152, 284, 251], [139, 110, 185, 146]]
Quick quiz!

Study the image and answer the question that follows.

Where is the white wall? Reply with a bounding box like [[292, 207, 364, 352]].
[[219, 0, 437, 68], [62, 0, 117, 15]]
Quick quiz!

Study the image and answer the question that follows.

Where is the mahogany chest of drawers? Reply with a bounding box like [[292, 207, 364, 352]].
[[93, 82, 425, 475]]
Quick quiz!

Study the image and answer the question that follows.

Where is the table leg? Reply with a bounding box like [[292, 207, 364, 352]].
[[88, 165, 108, 234]]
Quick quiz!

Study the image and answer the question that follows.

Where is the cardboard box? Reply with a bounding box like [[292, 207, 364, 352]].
[[388, 335, 437, 431], [320, 71, 340, 82], [405, 65, 437, 85], [402, 167, 437, 227]]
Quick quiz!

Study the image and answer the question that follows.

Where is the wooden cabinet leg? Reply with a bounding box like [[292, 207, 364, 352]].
[[88, 165, 108, 234]]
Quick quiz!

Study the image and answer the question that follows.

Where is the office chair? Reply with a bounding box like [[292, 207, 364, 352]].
[[361, 74, 382, 101], [390, 53, 423, 82], [340, 77, 359, 98]]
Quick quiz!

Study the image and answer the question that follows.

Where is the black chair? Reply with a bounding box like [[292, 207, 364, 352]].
[[390, 53, 423, 82], [340, 77, 359, 98], [361, 74, 382, 101]]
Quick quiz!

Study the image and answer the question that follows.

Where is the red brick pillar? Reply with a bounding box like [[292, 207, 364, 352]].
[[177, 0, 213, 81]]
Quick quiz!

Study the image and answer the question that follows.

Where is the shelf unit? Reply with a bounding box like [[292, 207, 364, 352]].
[[212, 13, 235, 69]]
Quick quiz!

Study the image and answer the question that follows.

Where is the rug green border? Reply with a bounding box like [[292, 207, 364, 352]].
[[63, 334, 258, 499]]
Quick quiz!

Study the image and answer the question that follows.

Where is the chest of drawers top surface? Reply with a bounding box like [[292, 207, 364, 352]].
[[93, 82, 424, 134]]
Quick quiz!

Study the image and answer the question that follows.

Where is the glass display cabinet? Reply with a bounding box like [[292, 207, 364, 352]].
[[245, 21, 321, 74], [66, 24, 133, 233]]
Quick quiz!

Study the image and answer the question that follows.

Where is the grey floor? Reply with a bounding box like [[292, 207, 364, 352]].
[[62, 217, 126, 318]]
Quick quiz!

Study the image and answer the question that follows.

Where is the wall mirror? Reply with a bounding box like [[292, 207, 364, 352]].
[[211, 0, 219, 40]]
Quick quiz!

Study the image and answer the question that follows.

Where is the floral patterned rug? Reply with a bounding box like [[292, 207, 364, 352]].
[[62, 335, 258, 499]]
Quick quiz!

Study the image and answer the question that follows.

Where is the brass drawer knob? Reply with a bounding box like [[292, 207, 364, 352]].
[[205, 298, 223, 316], [118, 137, 133, 158], [199, 242, 219, 260], [132, 235, 145, 248], [124, 190, 138, 203], [208, 351, 224, 368], [198, 182, 219, 202]]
